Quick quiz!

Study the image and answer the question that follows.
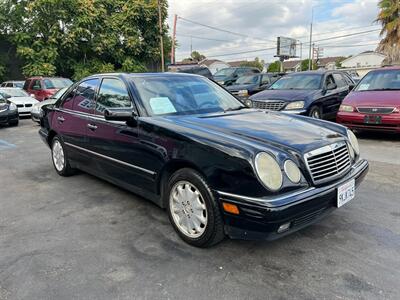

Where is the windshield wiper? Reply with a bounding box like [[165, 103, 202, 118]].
[[224, 106, 247, 113]]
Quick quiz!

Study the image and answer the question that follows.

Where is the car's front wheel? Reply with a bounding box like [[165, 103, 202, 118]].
[[166, 168, 224, 247], [309, 105, 322, 119], [51, 136, 75, 176]]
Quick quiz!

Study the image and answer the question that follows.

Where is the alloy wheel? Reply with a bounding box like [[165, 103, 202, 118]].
[[169, 181, 208, 238], [52, 140, 65, 172]]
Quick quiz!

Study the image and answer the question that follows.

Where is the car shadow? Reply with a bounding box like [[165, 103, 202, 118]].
[[356, 130, 400, 141]]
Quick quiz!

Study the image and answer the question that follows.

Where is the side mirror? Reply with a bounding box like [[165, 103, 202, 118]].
[[326, 82, 337, 90], [104, 108, 136, 121]]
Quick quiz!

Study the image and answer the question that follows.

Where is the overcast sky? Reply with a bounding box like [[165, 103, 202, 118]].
[[167, 0, 381, 63]]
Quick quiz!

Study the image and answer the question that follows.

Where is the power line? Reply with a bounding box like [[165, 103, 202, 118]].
[[295, 24, 379, 40], [178, 16, 276, 43], [302, 29, 380, 45], [176, 34, 237, 43]]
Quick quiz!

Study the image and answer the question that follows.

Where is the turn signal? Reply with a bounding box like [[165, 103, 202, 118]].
[[222, 202, 240, 215]]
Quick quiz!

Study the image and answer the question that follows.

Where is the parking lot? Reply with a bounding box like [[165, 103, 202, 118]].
[[0, 119, 399, 300]]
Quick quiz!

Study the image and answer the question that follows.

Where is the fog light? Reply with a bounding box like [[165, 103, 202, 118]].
[[222, 202, 240, 215], [277, 222, 291, 233]]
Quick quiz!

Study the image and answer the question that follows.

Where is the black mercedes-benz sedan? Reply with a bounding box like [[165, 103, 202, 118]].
[[39, 73, 368, 247]]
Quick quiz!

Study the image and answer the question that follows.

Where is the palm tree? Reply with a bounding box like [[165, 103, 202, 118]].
[[376, 0, 400, 64]]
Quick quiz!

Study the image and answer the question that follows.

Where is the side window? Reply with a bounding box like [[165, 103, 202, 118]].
[[95, 78, 131, 115], [60, 87, 76, 110], [261, 75, 270, 84], [343, 73, 354, 86], [325, 74, 335, 87], [23, 80, 31, 90], [6, 83, 13, 87], [333, 73, 347, 88], [32, 80, 42, 90], [72, 79, 99, 114]]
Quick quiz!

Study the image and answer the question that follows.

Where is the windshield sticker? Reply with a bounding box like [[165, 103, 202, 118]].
[[358, 83, 370, 91], [149, 97, 177, 115]]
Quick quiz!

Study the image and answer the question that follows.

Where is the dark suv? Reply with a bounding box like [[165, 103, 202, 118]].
[[249, 70, 355, 119], [213, 67, 260, 86]]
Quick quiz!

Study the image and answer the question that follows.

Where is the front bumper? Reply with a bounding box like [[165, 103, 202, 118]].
[[337, 111, 400, 133], [0, 109, 18, 124], [216, 159, 369, 240]]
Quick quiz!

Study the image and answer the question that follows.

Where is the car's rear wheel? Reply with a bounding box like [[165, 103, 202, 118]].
[[51, 136, 75, 176], [166, 168, 224, 247], [309, 105, 322, 119]]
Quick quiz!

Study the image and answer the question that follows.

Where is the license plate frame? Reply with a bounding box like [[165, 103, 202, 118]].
[[364, 115, 382, 124], [337, 179, 355, 208]]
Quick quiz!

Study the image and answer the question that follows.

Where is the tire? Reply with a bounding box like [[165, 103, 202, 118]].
[[309, 105, 322, 119], [166, 168, 225, 247], [51, 136, 75, 176]]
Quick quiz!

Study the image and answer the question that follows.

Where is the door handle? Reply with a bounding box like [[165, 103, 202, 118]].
[[87, 123, 98, 130], [57, 116, 65, 122]]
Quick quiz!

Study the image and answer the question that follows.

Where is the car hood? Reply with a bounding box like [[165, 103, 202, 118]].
[[250, 89, 318, 101], [157, 110, 344, 154], [344, 91, 400, 107], [227, 84, 258, 91], [9, 96, 39, 104]]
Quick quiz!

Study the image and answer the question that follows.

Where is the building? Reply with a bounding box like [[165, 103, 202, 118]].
[[282, 60, 301, 72], [340, 51, 386, 76], [198, 59, 230, 75]]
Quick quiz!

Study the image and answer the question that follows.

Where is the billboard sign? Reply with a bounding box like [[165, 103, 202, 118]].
[[277, 37, 297, 58]]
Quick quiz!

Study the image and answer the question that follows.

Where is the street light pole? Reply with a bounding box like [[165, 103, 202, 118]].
[[157, 0, 165, 72], [308, 7, 314, 70]]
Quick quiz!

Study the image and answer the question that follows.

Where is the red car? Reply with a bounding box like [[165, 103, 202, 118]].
[[337, 66, 400, 133], [23, 77, 73, 101]]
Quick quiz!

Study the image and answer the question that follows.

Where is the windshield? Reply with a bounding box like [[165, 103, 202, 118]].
[[0, 89, 29, 97], [214, 68, 235, 77], [354, 69, 400, 91], [270, 74, 322, 90], [43, 78, 73, 89], [50, 87, 68, 99], [235, 75, 259, 85], [131, 76, 245, 116]]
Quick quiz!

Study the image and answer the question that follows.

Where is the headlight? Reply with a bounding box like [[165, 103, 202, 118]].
[[339, 105, 354, 112], [284, 160, 301, 183], [285, 101, 304, 110], [347, 129, 359, 156], [9, 102, 17, 111], [244, 99, 252, 107], [254, 152, 283, 191], [238, 90, 248, 97]]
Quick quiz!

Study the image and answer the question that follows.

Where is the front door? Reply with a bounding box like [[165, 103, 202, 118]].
[[86, 77, 156, 194]]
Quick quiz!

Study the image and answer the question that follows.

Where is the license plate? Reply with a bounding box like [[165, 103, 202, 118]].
[[337, 179, 355, 208], [364, 115, 382, 124]]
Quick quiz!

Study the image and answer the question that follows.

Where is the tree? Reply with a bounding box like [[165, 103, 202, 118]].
[[267, 61, 281, 72], [190, 51, 206, 62], [300, 59, 317, 71], [376, 0, 400, 64], [0, 0, 171, 79], [240, 57, 264, 71]]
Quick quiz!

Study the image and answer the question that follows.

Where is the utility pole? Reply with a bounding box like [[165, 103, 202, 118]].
[[308, 7, 314, 70], [190, 36, 193, 56], [170, 14, 177, 65], [157, 0, 164, 72]]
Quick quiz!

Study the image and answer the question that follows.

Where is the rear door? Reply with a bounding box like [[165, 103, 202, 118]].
[[332, 73, 350, 113], [53, 78, 99, 167], [321, 74, 339, 118]]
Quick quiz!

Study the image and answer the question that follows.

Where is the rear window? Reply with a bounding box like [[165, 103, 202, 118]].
[[43, 78, 73, 89]]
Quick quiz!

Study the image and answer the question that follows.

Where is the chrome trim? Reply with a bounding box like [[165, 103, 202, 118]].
[[304, 141, 351, 184], [55, 108, 128, 124], [64, 142, 156, 176]]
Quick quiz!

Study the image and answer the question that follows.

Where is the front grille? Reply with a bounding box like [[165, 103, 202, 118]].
[[25, 104, 32, 107], [253, 100, 286, 110], [305, 141, 351, 184], [357, 107, 394, 114], [16, 104, 23, 108]]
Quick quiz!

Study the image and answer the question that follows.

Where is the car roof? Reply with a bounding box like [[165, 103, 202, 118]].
[[84, 72, 204, 80], [373, 66, 400, 71]]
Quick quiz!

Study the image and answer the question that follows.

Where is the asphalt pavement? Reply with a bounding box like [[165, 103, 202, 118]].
[[0, 119, 399, 300]]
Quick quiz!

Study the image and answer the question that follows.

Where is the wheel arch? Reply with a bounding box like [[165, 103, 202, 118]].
[[157, 159, 207, 208]]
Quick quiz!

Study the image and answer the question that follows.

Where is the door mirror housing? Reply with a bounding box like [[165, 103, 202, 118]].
[[104, 108, 136, 121]]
